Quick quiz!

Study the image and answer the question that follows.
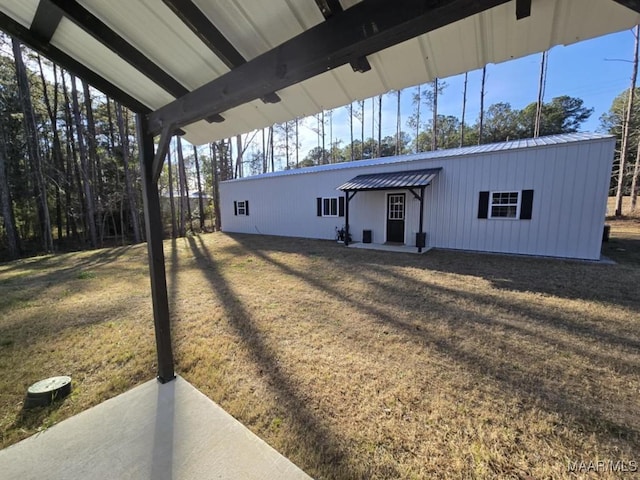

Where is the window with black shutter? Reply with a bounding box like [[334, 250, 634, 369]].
[[316, 197, 340, 217]]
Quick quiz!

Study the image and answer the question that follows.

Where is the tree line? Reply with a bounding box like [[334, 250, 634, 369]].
[[0, 35, 637, 261]]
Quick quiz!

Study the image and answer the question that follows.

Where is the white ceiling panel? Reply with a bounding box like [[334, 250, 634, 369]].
[[79, 0, 229, 90], [51, 18, 175, 109], [1, 0, 39, 28], [192, 0, 323, 61], [276, 83, 323, 117]]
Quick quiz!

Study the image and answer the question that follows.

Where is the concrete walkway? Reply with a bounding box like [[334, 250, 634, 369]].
[[348, 242, 431, 254], [0, 376, 312, 480]]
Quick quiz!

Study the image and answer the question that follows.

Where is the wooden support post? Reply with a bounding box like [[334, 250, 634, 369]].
[[137, 113, 175, 384], [418, 186, 425, 253], [344, 191, 350, 246]]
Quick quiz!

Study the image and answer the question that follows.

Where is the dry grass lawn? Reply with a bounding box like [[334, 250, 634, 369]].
[[1, 211, 639, 479]]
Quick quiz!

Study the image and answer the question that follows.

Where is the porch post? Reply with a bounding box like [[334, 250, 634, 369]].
[[137, 113, 175, 384], [344, 191, 350, 246], [418, 186, 425, 253]]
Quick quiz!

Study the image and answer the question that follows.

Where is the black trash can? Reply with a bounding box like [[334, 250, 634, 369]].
[[363, 229, 372, 244], [602, 224, 611, 242], [416, 232, 426, 248]]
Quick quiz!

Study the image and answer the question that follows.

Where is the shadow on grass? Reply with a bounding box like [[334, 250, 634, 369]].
[[185, 235, 357, 479], [227, 233, 639, 453], [11, 395, 70, 433], [222, 233, 640, 310]]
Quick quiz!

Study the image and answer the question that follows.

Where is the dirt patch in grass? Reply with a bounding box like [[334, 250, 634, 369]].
[[1, 220, 639, 479]]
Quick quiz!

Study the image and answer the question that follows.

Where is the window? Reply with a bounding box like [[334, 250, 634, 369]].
[[388, 194, 405, 220], [316, 197, 344, 217], [478, 190, 534, 220], [234, 200, 249, 216], [489, 191, 519, 218], [323, 197, 338, 216]]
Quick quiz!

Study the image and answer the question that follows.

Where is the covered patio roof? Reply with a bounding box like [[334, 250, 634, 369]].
[[1, 1, 639, 145]]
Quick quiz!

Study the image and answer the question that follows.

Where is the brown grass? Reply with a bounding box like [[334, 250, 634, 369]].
[[1, 212, 639, 479]]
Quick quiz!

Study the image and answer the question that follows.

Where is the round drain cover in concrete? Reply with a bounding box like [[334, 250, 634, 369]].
[[24, 376, 72, 409]]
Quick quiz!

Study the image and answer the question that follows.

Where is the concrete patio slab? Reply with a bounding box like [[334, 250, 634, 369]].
[[347, 242, 431, 254], [0, 376, 312, 480]]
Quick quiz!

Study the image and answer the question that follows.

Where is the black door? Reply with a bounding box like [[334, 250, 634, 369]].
[[386, 193, 405, 243]]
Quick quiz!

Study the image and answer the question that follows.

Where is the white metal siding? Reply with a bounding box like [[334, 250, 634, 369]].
[[220, 136, 615, 260]]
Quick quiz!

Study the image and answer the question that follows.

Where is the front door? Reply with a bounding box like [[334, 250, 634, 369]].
[[386, 193, 405, 243]]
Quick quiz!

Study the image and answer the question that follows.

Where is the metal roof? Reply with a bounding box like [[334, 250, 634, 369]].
[[1, 1, 638, 145], [338, 168, 442, 191], [223, 132, 615, 183]]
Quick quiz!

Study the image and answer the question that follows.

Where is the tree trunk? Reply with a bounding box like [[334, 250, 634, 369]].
[[166, 148, 178, 238], [193, 146, 205, 230], [415, 84, 421, 152], [295, 118, 299, 168], [321, 111, 326, 164], [616, 25, 639, 217], [176, 136, 187, 236], [82, 80, 104, 245], [269, 127, 274, 172], [70, 73, 98, 248], [432, 78, 438, 151], [350, 103, 354, 161], [396, 90, 401, 155], [211, 143, 221, 231], [0, 131, 20, 258], [479, 66, 487, 145], [371, 97, 375, 155], [630, 136, 640, 210], [262, 128, 267, 173], [534, 51, 548, 138], [12, 38, 54, 252], [460, 72, 468, 147], [360, 100, 365, 159], [61, 70, 79, 240], [235, 134, 243, 178], [105, 98, 121, 244], [285, 123, 290, 167], [329, 111, 333, 163], [116, 102, 141, 243], [37, 55, 65, 242], [378, 95, 382, 157]]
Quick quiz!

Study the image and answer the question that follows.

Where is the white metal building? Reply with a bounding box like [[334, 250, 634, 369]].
[[220, 133, 615, 260]]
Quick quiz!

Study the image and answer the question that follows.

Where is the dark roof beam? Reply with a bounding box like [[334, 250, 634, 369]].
[[162, 0, 282, 106], [314, 0, 344, 17], [516, 0, 532, 19], [161, 0, 246, 69], [47, 0, 188, 98], [0, 11, 150, 113], [314, 0, 371, 73], [30, 0, 63, 42], [205, 113, 225, 123], [148, 0, 511, 135], [350, 56, 372, 73], [260, 92, 281, 104], [612, 0, 640, 13]]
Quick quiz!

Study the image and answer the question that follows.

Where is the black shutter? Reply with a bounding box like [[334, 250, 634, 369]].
[[338, 196, 345, 217], [234, 201, 238, 216], [245, 200, 249, 216], [317, 197, 322, 216], [520, 190, 534, 219], [478, 191, 489, 219]]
